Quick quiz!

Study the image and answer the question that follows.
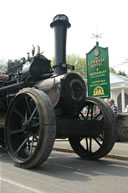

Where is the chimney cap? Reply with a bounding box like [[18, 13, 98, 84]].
[[50, 14, 71, 28]]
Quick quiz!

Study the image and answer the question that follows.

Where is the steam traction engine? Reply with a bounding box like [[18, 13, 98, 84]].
[[0, 15, 116, 169]]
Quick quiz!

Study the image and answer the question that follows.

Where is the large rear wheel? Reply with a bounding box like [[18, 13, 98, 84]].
[[5, 88, 56, 168]]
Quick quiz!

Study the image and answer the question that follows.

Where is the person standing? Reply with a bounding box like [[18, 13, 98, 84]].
[[108, 99, 118, 118], [108, 99, 119, 141]]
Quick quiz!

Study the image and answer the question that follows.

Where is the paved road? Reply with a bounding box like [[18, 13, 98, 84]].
[[54, 139, 128, 161], [54, 140, 128, 161], [0, 148, 128, 193]]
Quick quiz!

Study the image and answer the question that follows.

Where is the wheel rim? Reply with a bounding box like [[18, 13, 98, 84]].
[[69, 97, 116, 159], [6, 92, 42, 162]]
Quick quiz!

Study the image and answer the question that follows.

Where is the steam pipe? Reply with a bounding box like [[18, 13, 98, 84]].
[[50, 14, 71, 74]]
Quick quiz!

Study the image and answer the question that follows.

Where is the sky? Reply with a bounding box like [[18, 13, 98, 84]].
[[0, 0, 128, 73]]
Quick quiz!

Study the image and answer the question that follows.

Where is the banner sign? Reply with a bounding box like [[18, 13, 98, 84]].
[[86, 43, 110, 98]]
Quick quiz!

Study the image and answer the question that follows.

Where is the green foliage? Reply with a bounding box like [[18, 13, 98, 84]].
[[51, 54, 87, 80], [109, 67, 128, 77], [109, 67, 116, 74], [67, 54, 86, 80], [117, 70, 127, 77], [51, 57, 54, 67], [7, 59, 23, 74]]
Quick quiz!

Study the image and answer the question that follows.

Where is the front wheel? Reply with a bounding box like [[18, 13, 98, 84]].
[[69, 97, 116, 160], [5, 88, 56, 168]]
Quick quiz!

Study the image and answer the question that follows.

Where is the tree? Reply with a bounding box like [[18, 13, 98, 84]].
[[109, 67, 128, 77], [7, 59, 23, 74], [51, 54, 87, 81], [0, 59, 7, 74], [109, 67, 116, 74], [117, 70, 127, 77], [67, 54, 86, 80]]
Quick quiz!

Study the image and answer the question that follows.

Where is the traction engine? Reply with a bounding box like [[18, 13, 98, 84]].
[[0, 14, 116, 169]]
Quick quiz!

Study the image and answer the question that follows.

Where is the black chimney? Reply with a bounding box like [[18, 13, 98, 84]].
[[50, 14, 71, 74]]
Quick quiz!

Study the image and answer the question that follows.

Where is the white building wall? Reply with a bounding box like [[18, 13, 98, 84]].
[[110, 88, 120, 106], [110, 87, 128, 112]]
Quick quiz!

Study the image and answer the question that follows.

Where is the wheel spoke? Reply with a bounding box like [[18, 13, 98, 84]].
[[89, 138, 92, 152], [28, 107, 37, 122], [10, 129, 24, 134], [99, 135, 104, 141], [14, 108, 24, 120], [87, 105, 90, 119], [16, 137, 28, 153], [79, 137, 83, 142], [25, 96, 32, 115], [93, 137, 102, 147], [93, 111, 102, 120], [25, 110, 28, 122], [85, 137, 88, 151], [80, 112, 85, 119], [29, 136, 34, 155]]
